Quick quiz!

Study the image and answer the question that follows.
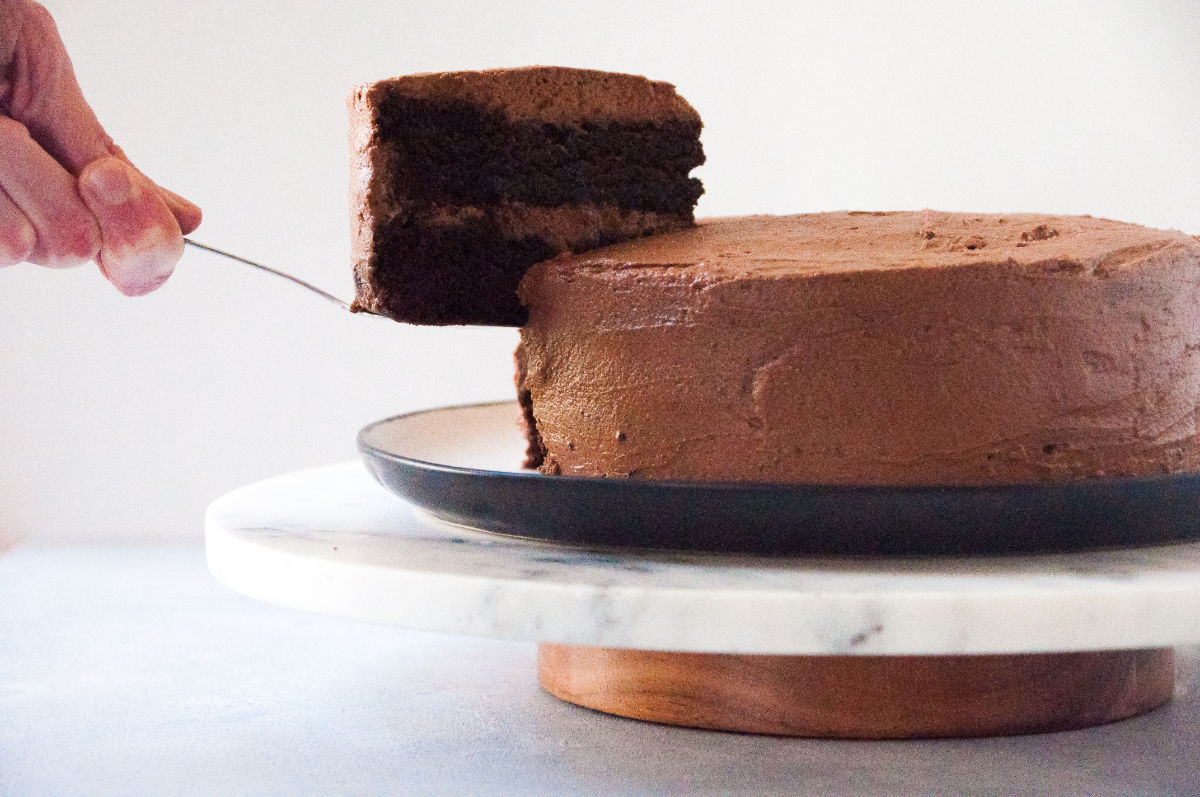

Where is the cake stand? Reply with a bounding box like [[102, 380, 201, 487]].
[[206, 457, 1200, 739]]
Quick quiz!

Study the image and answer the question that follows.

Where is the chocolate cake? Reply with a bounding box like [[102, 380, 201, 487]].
[[348, 67, 705, 325], [517, 211, 1200, 484]]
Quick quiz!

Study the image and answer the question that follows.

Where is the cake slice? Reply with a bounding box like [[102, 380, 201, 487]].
[[517, 211, 1200, 484], [348, 67, 705, 325]]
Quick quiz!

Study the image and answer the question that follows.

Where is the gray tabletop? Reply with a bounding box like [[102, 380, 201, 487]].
[[2, 544, 1199, 796]]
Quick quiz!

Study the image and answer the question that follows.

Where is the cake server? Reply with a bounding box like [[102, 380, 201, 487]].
[[183, 238, 369, 314]]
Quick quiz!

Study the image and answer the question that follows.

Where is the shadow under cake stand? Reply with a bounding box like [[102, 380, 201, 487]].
[[205, 460, 1200, 739]]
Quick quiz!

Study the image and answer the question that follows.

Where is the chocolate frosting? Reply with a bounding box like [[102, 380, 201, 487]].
[[517, 211, 1200, 485], [348, 66, 700, 126]]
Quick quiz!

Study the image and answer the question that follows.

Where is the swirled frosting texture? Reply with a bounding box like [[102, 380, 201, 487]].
[[517, 211, 1200, 484]]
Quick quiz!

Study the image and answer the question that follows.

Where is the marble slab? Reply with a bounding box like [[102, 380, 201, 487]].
[[206, 461, 1200, 655]]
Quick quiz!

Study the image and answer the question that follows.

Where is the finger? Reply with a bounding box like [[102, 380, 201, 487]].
[[0, 188, 36, 267], [5, 2, 112, 174], [79, 156, 183, 296], [157, 185, 202, 235], [6, 4, 201, 234], [105, 144, 201, 234], [0, 116, 99, 268]]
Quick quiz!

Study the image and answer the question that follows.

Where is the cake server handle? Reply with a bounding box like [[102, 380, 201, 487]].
[[183, 238, 363, 314]]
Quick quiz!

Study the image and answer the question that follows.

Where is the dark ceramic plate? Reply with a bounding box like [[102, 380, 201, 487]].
[[358, 401, 1200, 556]]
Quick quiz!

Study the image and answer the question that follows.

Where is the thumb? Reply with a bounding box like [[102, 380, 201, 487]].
[[79, 157, 184, 297]]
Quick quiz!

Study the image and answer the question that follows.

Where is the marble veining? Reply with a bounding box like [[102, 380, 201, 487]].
[[206, 461, 1200, 655]]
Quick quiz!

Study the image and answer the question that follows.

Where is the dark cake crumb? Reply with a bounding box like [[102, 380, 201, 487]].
[[375, 97, 703, 214], [514, 343, 546, 469]]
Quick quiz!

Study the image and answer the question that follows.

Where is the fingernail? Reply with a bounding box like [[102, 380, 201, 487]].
[[84, 158, 139, 206]]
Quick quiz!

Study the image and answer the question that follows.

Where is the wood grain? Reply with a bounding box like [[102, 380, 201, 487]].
[[538, 645, 1174, 738]]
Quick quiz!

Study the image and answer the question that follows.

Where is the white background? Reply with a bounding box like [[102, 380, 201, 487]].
[[2, 0, 1198, 545]]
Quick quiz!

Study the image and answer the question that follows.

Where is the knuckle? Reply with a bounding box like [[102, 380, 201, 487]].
[[24, 2, 57, 32], [0, 220, 35, 266], [0, 116, 32, 143]]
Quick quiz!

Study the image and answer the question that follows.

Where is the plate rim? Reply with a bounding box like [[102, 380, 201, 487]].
[[356, 400, 1200, 557], [356, 399, 1200, 498]]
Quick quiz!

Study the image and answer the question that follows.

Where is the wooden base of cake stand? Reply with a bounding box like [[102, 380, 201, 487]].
[[538, 644, 1174, 738]]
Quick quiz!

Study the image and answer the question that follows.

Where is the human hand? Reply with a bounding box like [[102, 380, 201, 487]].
[[0, 0, 201, 295]]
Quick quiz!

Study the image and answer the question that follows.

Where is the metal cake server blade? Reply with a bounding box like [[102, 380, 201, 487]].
[[184, 238, 372, 314]]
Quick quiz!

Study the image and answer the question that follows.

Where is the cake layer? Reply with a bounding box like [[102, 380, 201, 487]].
[[373, 96, 703, 212], [517, 211, 1200, 485], [348, 67, 704, 326], [354, 202, 691, 325]]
